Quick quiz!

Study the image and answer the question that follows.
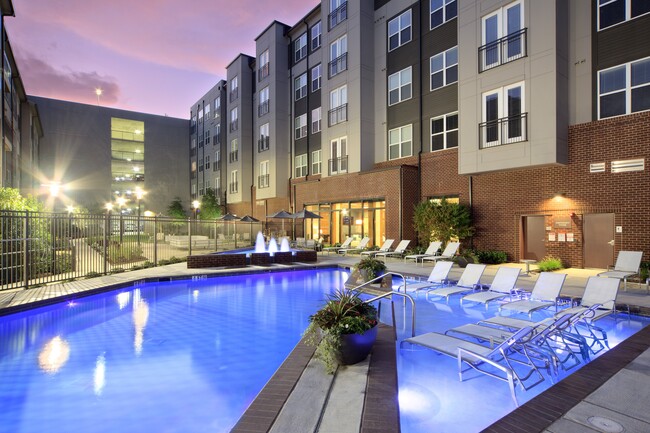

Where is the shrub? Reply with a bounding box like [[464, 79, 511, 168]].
[[85, 272, 102, 279], [54, 251, 74, 274], [537, 256, 563, 272], [475, 250, 508, 264], [158, 259, 171, 266], [143, 261, 155, 268], [109, 268, 126, 274], [640, 261, 649, 281], [355, 257, 387, 281]]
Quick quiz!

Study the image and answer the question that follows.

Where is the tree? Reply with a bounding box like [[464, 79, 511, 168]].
[[198, 188, 222, 220], [166, 197, 187, 219], [0, 187, 44, 211], [412, 198, 474, 247]]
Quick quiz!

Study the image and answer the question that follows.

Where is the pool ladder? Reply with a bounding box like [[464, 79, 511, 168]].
[[351, 272, 416, 338]]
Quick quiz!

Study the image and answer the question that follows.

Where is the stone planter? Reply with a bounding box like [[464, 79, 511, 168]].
[[336, 325, 378, 365]]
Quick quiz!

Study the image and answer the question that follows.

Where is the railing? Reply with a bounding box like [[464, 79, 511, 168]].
[[328, 1, 347, 30], [478, 28, 527, 73], [328, 155, 348, 175], [328, 52, 348, 78], [479, 113, 528, 149], [0, 210, 263, 291], [258, 63, 270, 81], [229, 119, 238, 132], [258, 174, 270, 189], [229, 150, 239, 162], [258, 136, 269, 152], [111, 150, 144, 162], [258, 100, 270, 117], [328, 104, 348, 126], [229, 88, 239, 102]]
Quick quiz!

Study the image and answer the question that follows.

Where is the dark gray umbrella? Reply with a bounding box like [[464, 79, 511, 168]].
[[240, 215, 260, 242], [267, 210, 294, 234], [291, 209, 322, 219], [219, 213, 240, 221]]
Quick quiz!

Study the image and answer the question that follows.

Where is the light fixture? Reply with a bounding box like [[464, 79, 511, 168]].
[[133, 166, 140, 172], [66, 205, 75, 214], [553, 192, 566, 199]]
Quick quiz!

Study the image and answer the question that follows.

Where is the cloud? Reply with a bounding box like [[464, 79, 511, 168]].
[[15, 50, 120, 105]]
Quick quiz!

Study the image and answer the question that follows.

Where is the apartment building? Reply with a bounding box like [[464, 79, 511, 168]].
[[191, 0, 650, 267]]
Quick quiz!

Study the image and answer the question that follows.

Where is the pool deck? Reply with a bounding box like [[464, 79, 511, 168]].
[[1, 255, 649, 432]]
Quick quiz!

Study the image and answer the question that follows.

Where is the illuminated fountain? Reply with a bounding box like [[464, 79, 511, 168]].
[[268, 237, 278, 254], [280, 237, 291, 252], [255, 232, 266, 253]]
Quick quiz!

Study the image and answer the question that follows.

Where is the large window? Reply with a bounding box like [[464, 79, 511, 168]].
[[388, 124, 413, 160], [295, 33, 307, 63], [312, 64, 322, 92], [259, 123, 270, 152], [311, 21, 322, 50], [430, 46, 458, 90], [481, 82, 526, 148], [388, 9, 412, 51], [481, 1, 524, 71], [431, 112, 458, 151], [295, 73, 307, 101], [388, 67, 412, 105], [230, 138, 239, 162], [205, 155, 210, 170], [259, 86, 270, 116], [599, 57, 650, 118], [598, 0, 650, 30], [295, 154, 308, 177], [329, 85, 348, 126], [330, 137, 348, 175], [329, 35, 348, 77], [295, 114, 307, 139], [258, 49, 270, 80], [204, 104, 210, 119], [312, 150, 322, 175], [329, 0, 347, 30], [259, 160, 270, 188], [230, 170, 238, 193], [214, 96, 220, 117], [230, 107, 238, 131], [312, 107, 322, 133], [430, 0, 457, 30], [230, 76, 238, 101]]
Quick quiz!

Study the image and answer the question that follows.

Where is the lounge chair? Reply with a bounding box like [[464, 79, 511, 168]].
[[322, 237, 352, 255], [461, 267, 521, 309], [555, 276, 620, 323], [597, 250, 643, 291], [339, 236, 370, 255], [401, 326, 545, 406], [426, 263, 487, 302], [403, 241, 442, 263], [360, 239, 394, 257], [421, 242, 460, 266], [401, 261, 454, 294], [499, 272, 567, 317], [375, 240, 410, 260]]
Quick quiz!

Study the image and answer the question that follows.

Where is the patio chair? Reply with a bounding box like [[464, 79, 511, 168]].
[[403, 241, 442, 263], [400, 326, 545, 406], [597, 250, 643, 291], [375, 240, 410, 260], [461, 267, 521, 310], [339, 236, 370, 255], [421, 242, 460, 266], [499, 272, 567, 317], [401, 261, 454, 294], [322, 237, 352, 255], [360, 239, 394, 257], [426, 263, 487, 302]]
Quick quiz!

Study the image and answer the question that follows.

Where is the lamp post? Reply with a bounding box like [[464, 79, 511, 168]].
[[192, 200, 200, 220], [135, 188, 146, 246], [116, 197, 127, 244], [95, 88, 102, 105]]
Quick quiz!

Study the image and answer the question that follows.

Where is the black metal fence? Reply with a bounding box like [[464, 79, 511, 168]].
[[0, 211, 263, 291]]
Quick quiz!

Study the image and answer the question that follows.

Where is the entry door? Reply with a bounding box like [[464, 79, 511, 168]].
[[523, 216, 546, 260], [584, 213, 615, 269]]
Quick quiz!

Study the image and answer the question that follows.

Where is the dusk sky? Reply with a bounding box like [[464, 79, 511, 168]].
[[6, 0, 319, 119]]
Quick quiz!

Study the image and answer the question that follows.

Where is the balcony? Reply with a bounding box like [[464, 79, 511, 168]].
[[328, 52, 348, 78], [328, 2, 347, 30], [479, 113, 528, 149], [258, 136, 270, 152], [229, 150, 239, 162], [229, 182, 238, 194], [258, 63, 270, 81], [258, 174, 270, 189], [479, 28, 527, 73], [328, 156, 348, 175], [230, 119, 239, 132], [258, 100, 270, 117], [229, 88, 239, 102], [328, 104, 348, 126]]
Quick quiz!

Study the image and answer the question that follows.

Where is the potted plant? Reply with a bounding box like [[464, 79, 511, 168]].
[[355, 256, 387, 282], [304, 289, 379, 374]]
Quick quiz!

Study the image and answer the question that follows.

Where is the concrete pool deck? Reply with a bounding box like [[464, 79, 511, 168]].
[[1, 256, 649, 432]]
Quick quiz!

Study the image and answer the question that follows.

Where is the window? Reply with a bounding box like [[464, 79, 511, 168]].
[[230, 107, 238, 131], [312, 107, 322, 133], [430, 0, 457, 30], [215, 150, 220, 163], [191, 138, 196, 149], [295, 154, 308, 177], [481, 82, 526, 148], [214, 96, 220, 115], [312, 150, 322, 175], [481, 1, 524, 71], [198, 108, 204, 123], [205, 155, 211, 170], [599, 57, 650, 119], [599, 0, 650, 30], [259, 160, 270, 188], [329, 0, 347, 30], [230, 138, 239, 162], [230, 170, 238, 193], [330, 137, 348, 174], [388, 67, 412, 105], [191, 115, 196, 127], [329, 35, 348, 77], [198, 157, 204, 171], [215, 124, 221, 144], [430, 112, 458, 151], [388, 10, 412, 51], [204, 130, 211, 145], [204, 104, 210, 119], [312, 64, 322, 92], [388, 124, 413, 160], [259, 123, 270, 151], [191, 183, 197, 194], [295, 114, 308, 139], [230, 76, 239, 101], [214, 177, 220, 191], [329, 85, 348, 126], [430, 46, 458, 91], [295, 73, 307, 100], [258, 49, 270, 80], [198, 182, 204, 196], [294, 33, 307, 63], [259, 86, 270, 116], [311, 21, 322, 50]]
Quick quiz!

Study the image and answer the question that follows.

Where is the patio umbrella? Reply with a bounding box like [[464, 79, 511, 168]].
[[292, 209, 322, 241], [239, 215, 260, 243], [219, 213, 240, 241], [267, 210, 294, 236]]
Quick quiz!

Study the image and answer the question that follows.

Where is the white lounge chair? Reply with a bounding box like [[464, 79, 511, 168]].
[[360, 239, 394, 257], [403, 241, 442, 263], [499, 272, 567, 317], [461, 267, 521, 309], [401, 261, 454, 294], [555, 276, 620, 323], [427, 263, 487, 302], [322, 237, 352, 255], [375, 240, 410, 260], [339, 236, 370, 255], [597, 250, 643, 291], [421, 242, 460, 266]]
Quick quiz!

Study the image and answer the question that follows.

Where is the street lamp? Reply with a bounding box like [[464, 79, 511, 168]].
[[116, 197, 127, 244], [135, 188, 146, 246], [66, 205, 74, 241], [95, 88, 102, 105], [192, 200, 200, 220]]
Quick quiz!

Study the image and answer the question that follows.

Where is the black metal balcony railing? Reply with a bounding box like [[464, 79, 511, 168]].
[[328, 156, 348, 175], [230, 119, 238, 132], [479, 113, 528, 149], [295, 125, 307, 140], [258, 100, 270, 117], [328, 104, 348, 126], [328, 52, 348, 78], [229, 182, 238, 194], [229, 150, 239, 162], [258, 174, 270, 189], [190, 172, 197, 180], [328, 1, 347, 30], [189, 148, 197, 157], [479, 28, 527, 73], [258, 63, 270, 81], [258, 136, 270, 152], [229, 88, 239, 102], [198, 140, 204, 148]]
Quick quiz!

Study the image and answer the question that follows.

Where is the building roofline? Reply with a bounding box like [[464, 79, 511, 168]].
[[287, 3, 321, 35], [254, 20, 291, 42], [225, 53, 255, 70], [1, 0, 15, 17]]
